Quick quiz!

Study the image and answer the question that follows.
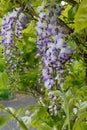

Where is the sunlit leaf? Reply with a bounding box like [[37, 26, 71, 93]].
[[74, 0, 87, 31]]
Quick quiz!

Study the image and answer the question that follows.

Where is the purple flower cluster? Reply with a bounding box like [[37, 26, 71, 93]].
[[36, 3, 73, 90], [15, 12, 28, 39], [0, 7, 28, 74]]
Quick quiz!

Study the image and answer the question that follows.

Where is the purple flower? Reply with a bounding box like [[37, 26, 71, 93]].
[[36, 3, 73, 90], [0, 7, 29, 75]]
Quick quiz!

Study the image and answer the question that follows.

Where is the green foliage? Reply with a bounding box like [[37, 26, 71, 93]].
[[4, 107, 29, 130], [2, 105, 56, 130], [0, 45, 5, 72], [0, 72, 8, 88], [0, 0, 87, 130], [0, 0, 13, 17], [17, 21, 39, 92], [0, 72, 11, 100], [65, 60, 85, 90], [0, 115, 9, 129], [0, 89, 11, 100], [74, 0, 87, 31], [68, 4, 79, 21], [73, 111, 87, 130]]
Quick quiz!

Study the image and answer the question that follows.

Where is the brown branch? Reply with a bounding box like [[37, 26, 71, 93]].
[[65, 0, 78, 4], [57, 18, 81, 46], [57, 18, 74, 34]]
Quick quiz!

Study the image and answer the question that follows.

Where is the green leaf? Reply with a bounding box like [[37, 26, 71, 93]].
[[1, 72, 8, 87], [0, 72, 8, 88], [65, 89, 73, 102], [53, 126, 58, 130], [18, 118, 29, 130], [80, 122, 87, 130], [23, 21, 36, 39], [52, 90, 61, 97], [0, 115, 9, 129], [74, 0, 87, 31], [73, 112, 87, 130], [18, 116, 31, 130], [68, 4, 78, 21], [30, 106, 53, 129], [78, 101, 87, 113], [38, 122, 53, 130], [73, 122, 87, 130], [5, 107, 29, 130], [62, 117, 68, 130]]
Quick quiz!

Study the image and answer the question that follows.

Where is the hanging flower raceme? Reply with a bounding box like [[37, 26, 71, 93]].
[[0, 7, 29, 74], [36, 3, 73, 90], [36, 2, 73, 116], [15, 12, 29, 39]]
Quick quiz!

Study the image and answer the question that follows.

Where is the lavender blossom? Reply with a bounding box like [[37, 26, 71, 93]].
[[36, 2, 73, 116], [0, 7, 29, 75], [1, 9, 20, 73], [15, 12, 28, 39], [0, 7, 30, 93], [36, 3, 73, 90]]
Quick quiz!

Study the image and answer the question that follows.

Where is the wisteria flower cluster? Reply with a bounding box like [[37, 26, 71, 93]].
[[0, 7, 28, 74], [36, 2, 73, 115], [36, 3, 73, 90]]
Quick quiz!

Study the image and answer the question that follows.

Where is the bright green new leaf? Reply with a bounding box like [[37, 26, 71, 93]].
[[74, 0, 87, 31]]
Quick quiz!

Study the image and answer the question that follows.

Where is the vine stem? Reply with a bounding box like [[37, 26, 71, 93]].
[[84, 53, 87, 85], [61, 83, 71, 130]]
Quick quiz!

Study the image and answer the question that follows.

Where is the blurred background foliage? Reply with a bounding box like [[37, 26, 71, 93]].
[[0, 0, 41, 98], [0, 0, 87, 130]]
